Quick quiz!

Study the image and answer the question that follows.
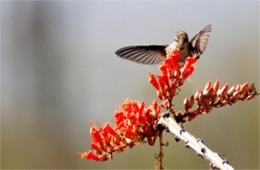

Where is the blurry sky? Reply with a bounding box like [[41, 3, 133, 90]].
[[1, 1, 259, 169]]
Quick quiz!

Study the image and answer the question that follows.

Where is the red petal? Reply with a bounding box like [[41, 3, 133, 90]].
[[157, 90, 162, 100], [85, 151, 102, 161], [182, 66, 194, 79], [103, 123, 121, 140], [139, 101, 145, 114], [159, 65, 168, 76], [122, 98, 132, 112], [90, 126, 102, 144], [172, 52, 180, 70], [152, 100, 158, 111], [158, 74, 169, 91], [181, 57, 196, 79], [186, 57, 196, 65], [165, 57, 174, 69], [90, 142, 102, 152], [125, 129, 136, 139], [148, 73, 160, 90]]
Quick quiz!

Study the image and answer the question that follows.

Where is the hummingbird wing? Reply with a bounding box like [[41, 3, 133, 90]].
[[115, 45, 167, 65], [189, 24, 212, 55]]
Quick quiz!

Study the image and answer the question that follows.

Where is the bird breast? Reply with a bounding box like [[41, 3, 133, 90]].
[[166, 41, 191, 63]]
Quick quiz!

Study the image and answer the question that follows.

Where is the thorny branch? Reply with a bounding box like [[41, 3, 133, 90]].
[[158, 112, 234, 170]]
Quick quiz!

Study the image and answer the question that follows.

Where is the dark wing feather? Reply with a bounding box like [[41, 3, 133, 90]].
[[115, 45, 167, 65], [189, 24, 212, 54]]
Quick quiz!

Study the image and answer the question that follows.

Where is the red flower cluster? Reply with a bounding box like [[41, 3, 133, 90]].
[[147, 49, 258, 123], [79, 99, 161, 161], [176, 81, 258, 122], [115, 99, 161, 145], [148, 51, 196, 108]]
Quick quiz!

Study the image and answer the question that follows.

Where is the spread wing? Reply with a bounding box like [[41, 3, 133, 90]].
[[189, 24, 212, 54], [115, 45, 167, 65]]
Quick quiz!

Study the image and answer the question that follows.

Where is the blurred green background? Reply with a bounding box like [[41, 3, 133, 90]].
[[1, 1, 259, 169]]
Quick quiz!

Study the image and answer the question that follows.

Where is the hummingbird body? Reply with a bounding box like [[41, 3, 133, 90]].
[[115, 25, 212, 64]]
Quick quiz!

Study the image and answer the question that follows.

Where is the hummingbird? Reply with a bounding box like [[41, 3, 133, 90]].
[[115, 24, 212, 64]]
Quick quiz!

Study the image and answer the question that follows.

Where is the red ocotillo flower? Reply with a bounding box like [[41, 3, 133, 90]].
[[148, 50, 196, 108], [79, 99, 161, 161]]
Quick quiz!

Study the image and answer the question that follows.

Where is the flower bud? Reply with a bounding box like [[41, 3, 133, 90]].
[[232, 91, 240, 103], [189, 95, 194, 108], [204, 81, 212, 93], [246, 95, 255, 100], [218, 83, 229, 98], [206, 88, 214, 99], [213, 80, 220, 93], [148, 73, 160, 91], [248, 83, 256, 93], [184, 97, 189, 112], [194, 90, 202, 101], [228, 85, 235, 97], [240, 82, 249, 94], [235, 84, 241, 91]]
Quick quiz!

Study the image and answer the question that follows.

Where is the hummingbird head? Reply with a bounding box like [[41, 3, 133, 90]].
[[174, 31, 188, 50]]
